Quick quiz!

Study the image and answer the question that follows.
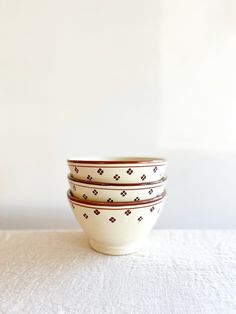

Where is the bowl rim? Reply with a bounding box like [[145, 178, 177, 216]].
[[67, 157, 167, 165], [67, 189, 166, 208], [67, 174, 167, 187]]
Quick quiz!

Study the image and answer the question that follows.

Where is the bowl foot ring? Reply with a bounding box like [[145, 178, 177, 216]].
[[89, 239, 144, 256]]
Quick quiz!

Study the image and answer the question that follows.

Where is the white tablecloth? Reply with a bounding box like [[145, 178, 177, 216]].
[[0, 230, 236, 314]]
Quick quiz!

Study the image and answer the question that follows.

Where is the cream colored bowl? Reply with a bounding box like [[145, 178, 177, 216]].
[[67, 190, 166, 255], [68, 157, 167, 184], [68, 174, 167, 203]]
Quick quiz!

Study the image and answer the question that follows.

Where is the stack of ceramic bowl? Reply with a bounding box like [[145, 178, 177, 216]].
[[67, 157, 167, 255]]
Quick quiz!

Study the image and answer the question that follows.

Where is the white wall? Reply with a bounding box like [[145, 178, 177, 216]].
[[0, 0, 236, 229], [158, 0, 236, 228]]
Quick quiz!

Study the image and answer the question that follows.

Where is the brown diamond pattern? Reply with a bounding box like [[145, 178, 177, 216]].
[[94, 209, 100, 215], [83, 213, 88, 219], [109, 217, 116, 223], [149, 188, 153, 195], [72, 185, 76, 191], [107, 198, 113, 203], [138, 216, 143, 222], [87, 175, 92, 181], [121, 191, 127, 197], [97, 168, 104, 175], [134, 197, 140, 201], [141, 174, 146, 181], [74, 166, 79, 173], [127, 168, 133, 175], [83, 194, 87, 200], [125, 210, 131, 216], [150, 206, 155, 212], [153, 166, 158, 173], [113, 174, 120, 181], [92, 189, 98, 195], [71, 204, 75, 209]]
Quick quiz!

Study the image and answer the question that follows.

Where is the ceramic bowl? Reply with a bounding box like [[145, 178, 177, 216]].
[[68, 157, 167, 184], [68, 174, 167, 203], [67, 190, 166, 255]]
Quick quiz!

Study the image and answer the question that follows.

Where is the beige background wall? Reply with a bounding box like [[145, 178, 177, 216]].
[[0, 0, 236, 228]]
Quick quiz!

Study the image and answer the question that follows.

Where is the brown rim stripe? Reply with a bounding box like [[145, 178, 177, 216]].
[[68, 164, 167, 168], [70, 198, 165, 211], [69, 182, 164, 191], [67, 175, 167, 187], [67, 158, 167, 164], [67, 190, 166, 208]]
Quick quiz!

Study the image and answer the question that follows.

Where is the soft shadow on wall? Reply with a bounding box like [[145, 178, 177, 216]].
[[1, 148, 236, 230], [157, 148, 236, 229]]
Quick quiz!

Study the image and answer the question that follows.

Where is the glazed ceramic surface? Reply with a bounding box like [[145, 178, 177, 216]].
[[67, 190, 166, 255], [68, 157, 167, 184], [68, 175, 167, 203]]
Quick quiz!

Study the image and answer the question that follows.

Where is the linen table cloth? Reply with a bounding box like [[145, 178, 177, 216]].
[[0, 230, 236, 314]]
